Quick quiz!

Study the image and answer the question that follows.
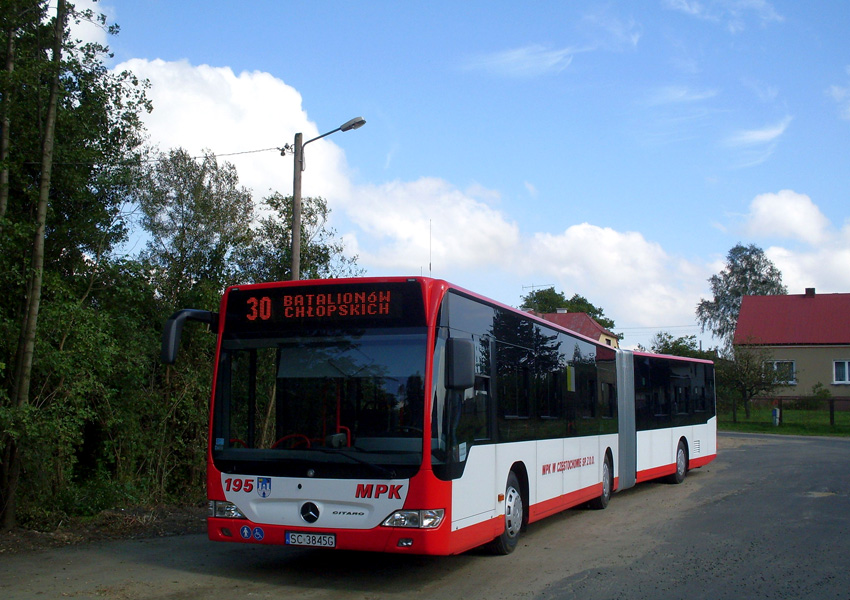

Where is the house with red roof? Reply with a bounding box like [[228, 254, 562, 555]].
[[537, 309, 620, 348], [733, 288, 850, 407]]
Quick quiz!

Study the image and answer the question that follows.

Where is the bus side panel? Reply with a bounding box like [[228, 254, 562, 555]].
[[531, 433, 618, 522], [450, 444, 498, 534], [635, 419, 717, 483], [445, 439, 539, 551], [636, 427, 675, 482], [535, 438, 565, 511], [449, 435, 620, 542], [690, 416, 717, 469]]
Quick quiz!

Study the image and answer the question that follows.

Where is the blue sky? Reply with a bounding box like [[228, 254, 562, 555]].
[[78, 1, 850, 349]]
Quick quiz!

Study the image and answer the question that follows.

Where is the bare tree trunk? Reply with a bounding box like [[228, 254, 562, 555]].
[[0, 26, 14, 226], [0, 11, 19, 530], [1, 0, 66, 531]]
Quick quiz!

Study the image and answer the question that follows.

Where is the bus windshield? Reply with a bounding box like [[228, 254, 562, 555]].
[[211, 331, 428, 479]]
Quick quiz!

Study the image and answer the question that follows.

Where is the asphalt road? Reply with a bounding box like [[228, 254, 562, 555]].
[[1, 433, 849, 600]]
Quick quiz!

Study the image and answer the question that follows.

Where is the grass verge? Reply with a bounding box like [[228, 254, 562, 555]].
[[718, 406, 850, 437]]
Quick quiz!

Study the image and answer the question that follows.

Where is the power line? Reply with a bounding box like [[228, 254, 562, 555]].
[[25, 146, 283, 167], [196, 147, 281, 160], [132, 145, 283, 163]]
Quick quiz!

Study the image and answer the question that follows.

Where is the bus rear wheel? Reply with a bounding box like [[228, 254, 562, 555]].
[[489, 472, 523, 555], [668, 440, 688, 484]]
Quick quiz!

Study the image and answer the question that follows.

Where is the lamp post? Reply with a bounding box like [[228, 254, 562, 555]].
[[286, 116, 366, 280]]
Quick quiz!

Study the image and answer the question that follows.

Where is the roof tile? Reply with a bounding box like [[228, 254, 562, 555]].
[[733, 292, 850, 345]]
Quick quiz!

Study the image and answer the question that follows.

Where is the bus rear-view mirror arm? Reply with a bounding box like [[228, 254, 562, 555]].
[[161, 309, 219, 364], [446, 338, 475, 390]]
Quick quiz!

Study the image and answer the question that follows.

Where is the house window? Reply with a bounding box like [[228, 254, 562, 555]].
[[766, 360, 796, 384], [835, 360, 850, 384]]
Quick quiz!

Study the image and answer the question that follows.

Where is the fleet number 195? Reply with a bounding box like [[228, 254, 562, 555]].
[[224, 478, 254, 492]]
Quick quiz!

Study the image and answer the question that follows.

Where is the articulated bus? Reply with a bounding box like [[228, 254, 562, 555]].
[[161, 277, 716, 555]]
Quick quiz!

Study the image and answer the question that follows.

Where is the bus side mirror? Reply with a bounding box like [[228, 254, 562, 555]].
[[446, 338, 475, 390], [161, 309, 218, 364]]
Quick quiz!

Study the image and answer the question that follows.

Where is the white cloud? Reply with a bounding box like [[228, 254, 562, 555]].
[[114, 58, 354, 205], [344, 178, 521, 273], [647, 85, 718, 105], [827, 66, 850, 120], [638, 86, 718, 146], [463, 12, 639, 80], [523, 224, 708, 330], [580, 10, 642, 49], [663, 0, 783, 33], [742, 78, 779, 103], [725, 116, 791, 146], [768, 243, 850, 296], [664, 0, 707, 17], [735, 192, 850, 295], [723, 115, 792, 167], [67, 0, 112, 48], [463, 45, 578, 77], [742, 190, 830, 245]]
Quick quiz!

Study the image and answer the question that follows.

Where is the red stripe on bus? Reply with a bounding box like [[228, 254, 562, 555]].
[[689, 453, 716, 469], [529, 483, 603, 523], [636, 463, 676, 483], [636, 452, 717, 483]]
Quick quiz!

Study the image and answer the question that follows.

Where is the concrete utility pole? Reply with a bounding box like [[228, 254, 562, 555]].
[[287, 116, 366, 280], [291, 132, 303, 281]]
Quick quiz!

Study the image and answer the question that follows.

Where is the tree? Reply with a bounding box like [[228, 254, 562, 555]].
[[520, 288, 616, 332], [234, 192, 363, 283], [136, 148, 254, 305], [715, 344, 789, 422], [133, 148, 255, 500], [696, 244, 786, 349], [649, 332, 715, 360], [1, 0, 66, 531], [1, 0, 149, 529], [520, 287, 568, 314]]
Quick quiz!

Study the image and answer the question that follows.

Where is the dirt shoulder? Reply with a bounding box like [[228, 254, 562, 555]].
[[0, 505, 207, 556]]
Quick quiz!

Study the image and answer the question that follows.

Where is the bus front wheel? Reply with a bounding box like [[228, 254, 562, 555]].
[[489, 472, 523, 555], [589, 454, 612, 510]]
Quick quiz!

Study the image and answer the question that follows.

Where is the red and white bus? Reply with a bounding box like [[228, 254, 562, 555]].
[[161, 277, 716, 555]]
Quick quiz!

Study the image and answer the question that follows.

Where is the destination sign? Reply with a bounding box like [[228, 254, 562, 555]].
[[249, 290, 392, 321], [224, 280, 426, 334]]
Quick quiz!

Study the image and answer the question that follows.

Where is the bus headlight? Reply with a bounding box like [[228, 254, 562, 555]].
[[208, 500, 247, 519], [381, 509, 445, 529]]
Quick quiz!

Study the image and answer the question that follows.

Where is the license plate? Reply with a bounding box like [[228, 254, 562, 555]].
[[285, 532, 336, 547]]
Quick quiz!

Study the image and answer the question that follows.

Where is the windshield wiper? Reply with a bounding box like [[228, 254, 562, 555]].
[[313, 448, 396, 479]]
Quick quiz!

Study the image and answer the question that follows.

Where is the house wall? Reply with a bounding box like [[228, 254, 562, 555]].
[[598, 334, 619, 348], [758, 345, 850, 408]]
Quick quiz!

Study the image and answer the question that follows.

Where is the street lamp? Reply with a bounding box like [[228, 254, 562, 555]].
[[284, 116, 366, 280]]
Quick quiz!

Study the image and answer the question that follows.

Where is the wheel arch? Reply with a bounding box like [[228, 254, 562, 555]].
[[677, 436, 690, 469], [666, 436, 691, 484], [509, 461, 530, 528], [604, 446, 614, 471]]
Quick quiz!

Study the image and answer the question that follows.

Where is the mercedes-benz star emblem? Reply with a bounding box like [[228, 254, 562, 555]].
[[300, 502, 320, 523]]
